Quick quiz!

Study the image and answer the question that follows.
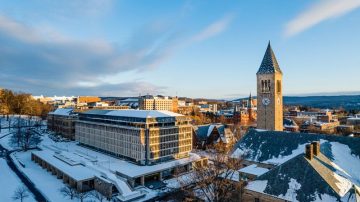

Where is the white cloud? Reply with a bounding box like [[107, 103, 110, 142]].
[[0, 14, 175, 96], [191, 14, 234, 42], [285, 0, 360, 37]]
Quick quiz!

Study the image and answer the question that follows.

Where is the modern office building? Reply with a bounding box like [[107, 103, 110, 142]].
[[139, 95, 178, 112], [75, 109, 192, 165]]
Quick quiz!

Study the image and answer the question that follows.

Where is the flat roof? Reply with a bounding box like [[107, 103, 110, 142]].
[[82, 109, 184, 118], [48, 108, 74, 116], [109, 153, 201, 178], [239, 164, 269, 176], [32, 150, 94, 181]]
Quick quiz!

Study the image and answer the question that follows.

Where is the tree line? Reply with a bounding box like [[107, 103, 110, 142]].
[[0, 88, 52, 119]]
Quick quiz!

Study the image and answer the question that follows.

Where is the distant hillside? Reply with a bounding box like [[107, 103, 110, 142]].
[[283, 95, 360, 110], [234, 95, 360, 110]]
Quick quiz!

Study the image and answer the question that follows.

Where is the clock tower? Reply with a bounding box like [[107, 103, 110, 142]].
[[256, 42, 283, 131]]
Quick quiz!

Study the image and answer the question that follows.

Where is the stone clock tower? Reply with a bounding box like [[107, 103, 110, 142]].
[[256, 42, 283, 131]]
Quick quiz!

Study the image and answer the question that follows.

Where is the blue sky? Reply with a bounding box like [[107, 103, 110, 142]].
[[0, 0, 359, 99]]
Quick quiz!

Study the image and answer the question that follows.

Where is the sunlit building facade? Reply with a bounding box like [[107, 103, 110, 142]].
[[75, 110, 192, 165]]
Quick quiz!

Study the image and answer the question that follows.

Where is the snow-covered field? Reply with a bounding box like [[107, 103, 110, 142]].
[[0, 159, 36, 202]]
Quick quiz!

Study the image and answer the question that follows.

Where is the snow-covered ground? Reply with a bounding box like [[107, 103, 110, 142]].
[[0, 159, 36, 202], [12, 151, 73, 201]]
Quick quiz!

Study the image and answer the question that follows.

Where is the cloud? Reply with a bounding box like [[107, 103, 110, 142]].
[[0, 14, 176, 95], [191, 14, 234, 42], [285, 0, 360, 37]]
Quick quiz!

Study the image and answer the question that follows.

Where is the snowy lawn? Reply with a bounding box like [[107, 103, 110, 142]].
[[0, 159, 36, 202]]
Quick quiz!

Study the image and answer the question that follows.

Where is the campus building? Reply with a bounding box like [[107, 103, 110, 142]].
[[139, 95, 178, 112], [47, 108, 77, 140], [75, 109, 193, 165]]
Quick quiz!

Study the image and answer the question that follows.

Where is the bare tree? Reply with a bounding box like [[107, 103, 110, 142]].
[[9, 117, 42, 151], [59, 185, 77, 200], [90, 190, 106, 202], [177, 149, 244, 202], [76, 191, 91, 202], [12, 186, 29, 202]]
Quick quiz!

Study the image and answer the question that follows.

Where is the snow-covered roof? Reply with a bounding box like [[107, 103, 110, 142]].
[[32, 150, 94, 181], [48, 108, 74, 116], [82, 109, 183, 118], [238, 164, 269, 176], [245, 153, 359, 202], [234, 129, 360, 202], [33, 146, 144, 200]]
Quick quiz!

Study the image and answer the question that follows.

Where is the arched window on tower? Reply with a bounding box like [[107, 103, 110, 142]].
[[267, 80, 271, 92], [277, 80, 281, 93], [261, 80, 264, 92]]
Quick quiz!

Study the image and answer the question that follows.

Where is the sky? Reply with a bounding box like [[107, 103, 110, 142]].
[[0, 0, 359, 99]]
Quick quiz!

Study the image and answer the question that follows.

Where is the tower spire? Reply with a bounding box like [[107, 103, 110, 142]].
[[257, 42, 282, 75], [248, 92, 253, 108]]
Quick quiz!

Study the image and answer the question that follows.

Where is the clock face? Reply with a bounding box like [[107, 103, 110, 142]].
[[262, 98, 270, 106]]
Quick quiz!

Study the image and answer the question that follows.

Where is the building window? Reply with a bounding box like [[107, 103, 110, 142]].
[[255, 198, 260, 202], [277, 80, 281, 93], [261, 80, 271, 93]]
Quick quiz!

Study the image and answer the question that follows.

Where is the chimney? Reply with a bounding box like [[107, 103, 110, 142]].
[[312, 141, 320, 156], [305, 144, 313, 160]]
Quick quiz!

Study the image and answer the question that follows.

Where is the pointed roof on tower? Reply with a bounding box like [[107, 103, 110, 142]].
[[248, 93, 253, 108], [257, 41, 282, 75]]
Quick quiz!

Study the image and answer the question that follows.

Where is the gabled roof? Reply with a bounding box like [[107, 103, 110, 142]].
[[257, 42, 282, 75], [246, 153, 358, 201], [231, 130, 360, 186], [194, 124, 232, 143], [284, 118, 298, 127], [194, 124, 219, 141]]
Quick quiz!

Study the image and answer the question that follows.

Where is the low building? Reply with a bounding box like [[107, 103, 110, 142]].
[[76, 109, 192, 165], [283, 118, 299, 132], [347, 114, 360, 127], [231, 129, 360, 202], [198, 104, 218, 113], [233, 94, 257, 125], [242, 142, 360, 202], [47, 108, 77, 140], [336, 125, 354, 135], [116, 98, 139, 109], [193, 124, 236, 151]]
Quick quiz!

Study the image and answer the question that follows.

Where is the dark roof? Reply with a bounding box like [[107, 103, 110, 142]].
[[195, 125, 212, 141], [232, 129, 360, 164], [257, 42, 282, 75], [248, 153, 359, 201], [194, 124, 225, 141], [284, 118, 298, 127]]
